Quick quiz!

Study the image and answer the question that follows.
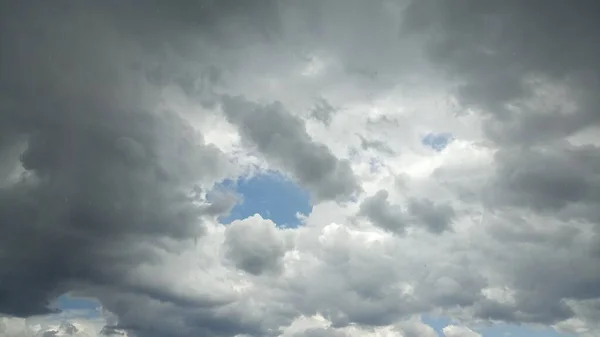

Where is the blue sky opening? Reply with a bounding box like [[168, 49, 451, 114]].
[[421, 132, 454, 152], [52, 294, 101, 319], [217, 171, 312, 228]]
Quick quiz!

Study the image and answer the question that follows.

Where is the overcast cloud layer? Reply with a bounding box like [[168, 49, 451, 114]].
[[1, 1, 600, 337]]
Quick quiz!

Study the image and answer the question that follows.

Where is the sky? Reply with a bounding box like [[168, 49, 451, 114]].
[[1, 1, 599, 337], [216, 172, 312, 227]]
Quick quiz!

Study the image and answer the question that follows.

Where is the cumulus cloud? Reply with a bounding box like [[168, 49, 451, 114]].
[[283, 314, 438, 337], [394, 317, 439, 337], [224, 215, 287, 275], [2, 0, 600, 337], [442, 325, 481, 337]]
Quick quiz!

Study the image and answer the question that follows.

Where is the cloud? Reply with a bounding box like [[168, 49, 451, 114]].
[[442, 325, 481, 337], [220, 95, 361, 202], [310, 98, 338, 127], [489, 145, 600, 219], [294, 327, 348, 337], [402, 0, 600, 146], [394, 317, 439, 337], [283, 315, 438, 337], [359, 135, 396, 155], [0, 0, 238, 322], [0, 308, 117, 337], [358, 190, 455, 234], [224, 215, 287, 275], [407, 197, 455, 234], [358, 190, 407, 234], [2, 0, 600, 336], [401, 0, 600, 330]]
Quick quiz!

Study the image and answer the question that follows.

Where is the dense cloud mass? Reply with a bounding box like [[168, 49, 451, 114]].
[[1, 1, 600, 337], [0, 1, 226, 318]]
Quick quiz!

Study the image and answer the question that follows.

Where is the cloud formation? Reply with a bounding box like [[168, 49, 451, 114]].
[[0, 0, 235, 321], [359, 190, 455, 234], [224, 215, 286, 275], [221, 96, 361, 202], [1, 0, 600, 337]]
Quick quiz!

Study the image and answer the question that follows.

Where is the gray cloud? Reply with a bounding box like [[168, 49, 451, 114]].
[[402, 0, 600, 146], [224, 215, 286, 275], [220, 95, 361, 202], [359, 190, 455, 234], [487, 145, 600, 219], [407, 197, 455, 234], [203, 188, 241, 217], [310, 98, 338, 126], [359, 190, 407, 234], [358, 135, 396, 155], [277, 225, 429, 329], [0, 0, 241, 328], [459, 207, 600, 326], [0, 1, 315, 336]]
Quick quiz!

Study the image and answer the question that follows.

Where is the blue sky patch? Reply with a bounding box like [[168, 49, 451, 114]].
[[422, 315, 451, 334], [421, 132, 454, 152], [52, 294, 100, 318], [217, 171, 312, 227]]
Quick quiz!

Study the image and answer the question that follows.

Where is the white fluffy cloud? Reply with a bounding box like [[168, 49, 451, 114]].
[[441, 325, 481, 337], [0, 309, 121, 337], [1, 1, 599, 337]]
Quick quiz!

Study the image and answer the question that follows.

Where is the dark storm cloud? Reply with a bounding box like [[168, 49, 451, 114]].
[[0, 0, 273, 332], [0, 1, 316, 336], [220, 95, 361, 202]]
